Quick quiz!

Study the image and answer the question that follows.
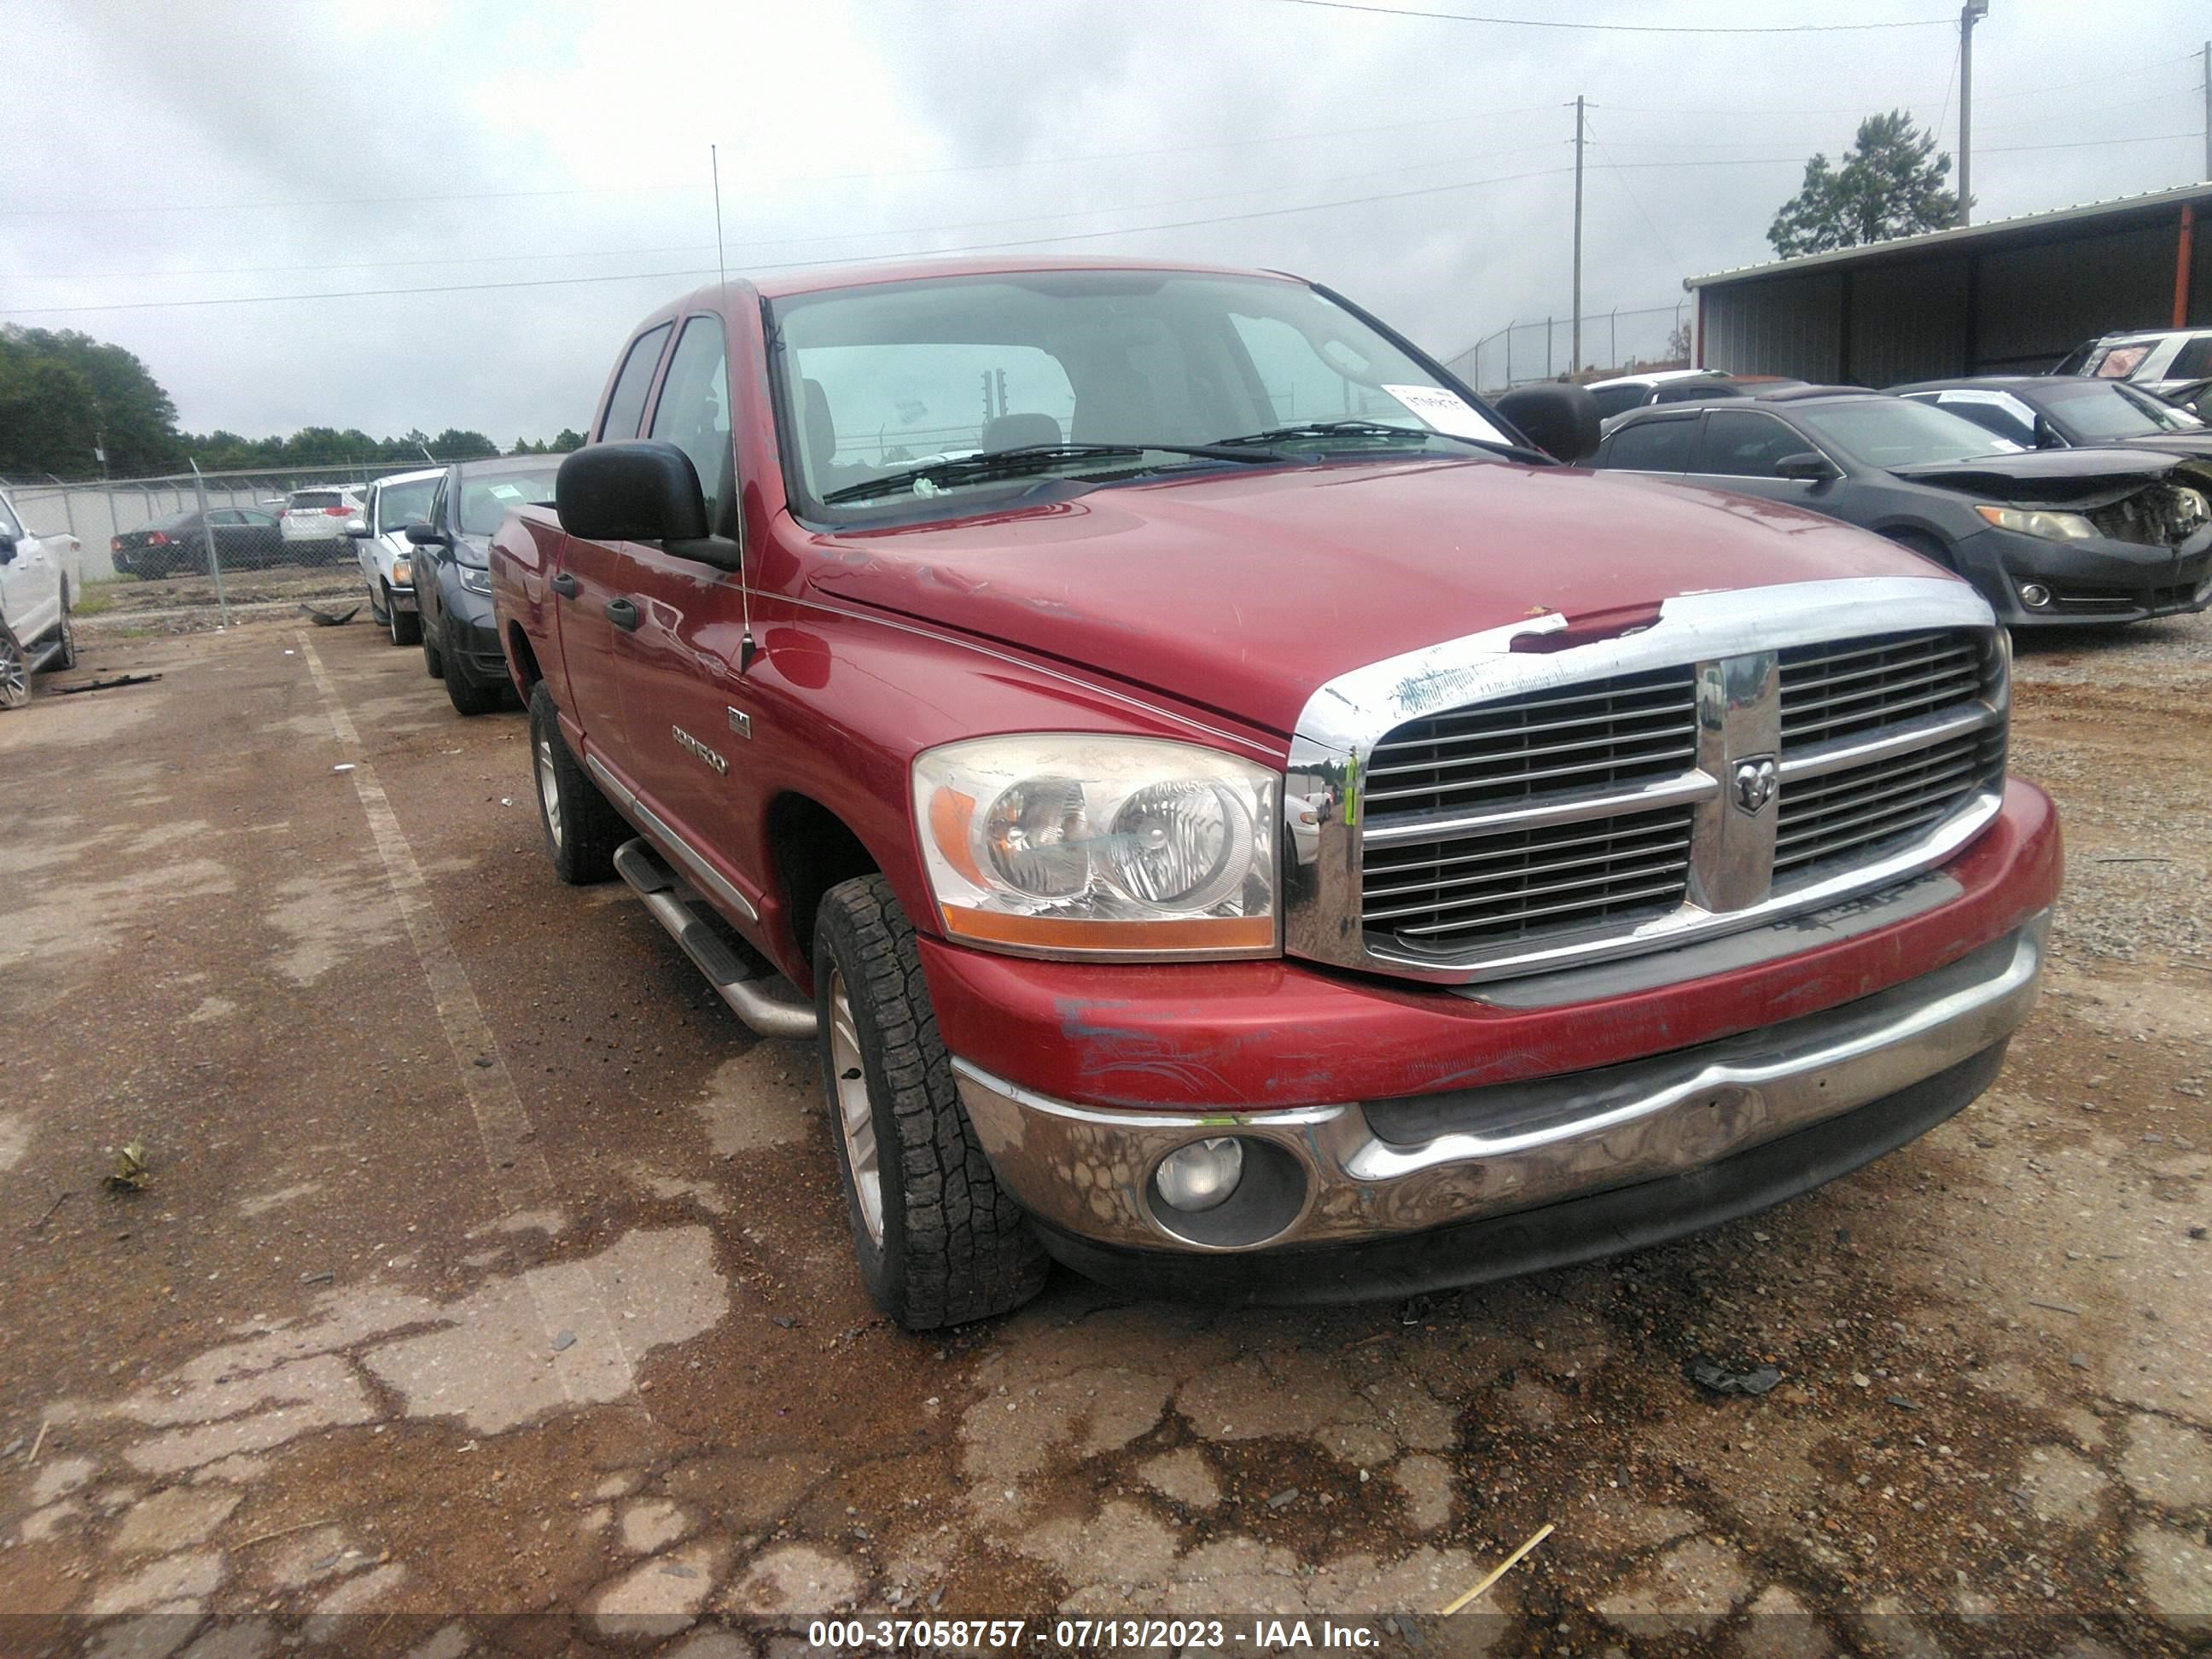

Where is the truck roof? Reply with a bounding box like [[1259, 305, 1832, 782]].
[[680, 253, 1306, 307]]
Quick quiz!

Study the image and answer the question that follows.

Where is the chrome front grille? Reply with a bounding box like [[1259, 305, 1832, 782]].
[[1363, 805, 1696, 947], [1778, 631, 1985, 748], [1775, 631, 2005, 883], [1288, 581, 2011, 985], [1363, 667, 1698, 820]]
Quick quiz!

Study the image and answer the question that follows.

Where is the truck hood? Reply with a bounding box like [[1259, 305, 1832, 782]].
[[1889, 445, 2175, 504], [800, 458, 1950, 738]]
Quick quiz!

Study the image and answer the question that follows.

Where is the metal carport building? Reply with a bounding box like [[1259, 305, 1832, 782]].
[[1686, 181, 2211, 386]]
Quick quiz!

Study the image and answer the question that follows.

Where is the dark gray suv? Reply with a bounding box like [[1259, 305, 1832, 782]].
[[1593, 389, 2212, 626], [408, 457, 561, 715]]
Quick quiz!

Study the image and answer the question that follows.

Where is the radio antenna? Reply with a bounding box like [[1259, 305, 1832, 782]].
[[711, 143, 757, 677], [711, 143, 731, 292]]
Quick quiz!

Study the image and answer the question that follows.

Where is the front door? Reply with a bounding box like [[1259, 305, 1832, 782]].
[[1685, 408, 1831, 511], [611, 311, 771, 922]]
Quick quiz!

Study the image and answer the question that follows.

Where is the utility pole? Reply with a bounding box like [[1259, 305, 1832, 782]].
[[2202, 39, 2209, 182], [1959, 2, 1988, 227], [1571, 95, 1585, 378]]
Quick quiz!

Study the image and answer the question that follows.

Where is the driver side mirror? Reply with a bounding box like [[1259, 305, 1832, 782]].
[[343, 517, 369, 538], [556, 440, 742, 570], [2031, 415, 2063, 449], [405, 521, 450, 548], [1494, 382, 1604, 463], [1774, 451, 1839, 481]]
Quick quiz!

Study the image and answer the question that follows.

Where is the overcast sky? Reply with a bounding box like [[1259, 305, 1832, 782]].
[[3, 0, 2205, 453]]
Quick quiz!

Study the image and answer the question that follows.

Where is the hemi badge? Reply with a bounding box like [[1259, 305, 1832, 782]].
[[727, 707, 752, 739]]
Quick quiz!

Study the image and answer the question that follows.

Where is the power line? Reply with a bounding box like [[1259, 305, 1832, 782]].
[[6, 127, 2194, 318], [0, 102, 1561, 221], [7, 140, 1571, 286], [0, 162, 1584, 317], [1240, 0, 1950, 32]]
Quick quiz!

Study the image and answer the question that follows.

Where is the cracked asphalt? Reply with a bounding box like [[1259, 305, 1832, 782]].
[[0, 610, 2206, 1655]]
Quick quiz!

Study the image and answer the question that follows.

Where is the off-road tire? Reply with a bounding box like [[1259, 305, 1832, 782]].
[[422, 630, 445, 678], [386, 585, 421, 646], [812, 874, 1047, 1330], [51, 600, 77, 672], [527, 680, 621, 883], [0, 623, 28, 709]]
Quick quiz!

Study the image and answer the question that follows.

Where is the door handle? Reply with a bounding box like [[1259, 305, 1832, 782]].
[[550, 572, 579, 597], [606, 597, 641, 632]]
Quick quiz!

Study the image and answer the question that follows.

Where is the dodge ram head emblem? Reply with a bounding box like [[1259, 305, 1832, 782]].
[[1732, 755, 1780, 814]]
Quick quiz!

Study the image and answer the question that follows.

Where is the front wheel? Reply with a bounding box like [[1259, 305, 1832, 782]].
[[812, 874, 1047, 1330], [442, 643, 503, 717], [386, 585, 421, 646], [51, 602, 77, 672], [0, 624, 28, 709]]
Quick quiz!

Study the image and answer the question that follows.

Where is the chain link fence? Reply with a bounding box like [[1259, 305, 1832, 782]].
[[1442, 300, 1694, 397], [2, 463, 445, 584]]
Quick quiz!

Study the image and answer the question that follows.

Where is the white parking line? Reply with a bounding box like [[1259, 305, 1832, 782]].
[[295, 630, 645, 1417]]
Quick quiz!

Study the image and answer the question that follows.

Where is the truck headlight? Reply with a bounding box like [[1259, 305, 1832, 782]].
[[391, 557, 412, 587], [1976, 504, 2098, 542], [456, 563, 492, 596], [913, 735, 1278, 958]]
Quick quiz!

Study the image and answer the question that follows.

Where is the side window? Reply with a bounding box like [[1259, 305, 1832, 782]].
[[599, 323, 674, 441], [648, 315, 733, 532], [1696, 410, 1808, 478], [428, 478, 448, 538], [1602, 416, 1698, 473], [364, 486, 381, 533], [1586, 384, 1645, 420], [2169, 337, 2212, 381], [1936, 395, 2036, 448]]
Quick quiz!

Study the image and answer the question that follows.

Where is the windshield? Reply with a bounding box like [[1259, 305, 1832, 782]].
[[376, 477, 436, 531], [769, 270, 1503, 517], [456, 469, 558, 537], [1795, 399, 2021, 468]]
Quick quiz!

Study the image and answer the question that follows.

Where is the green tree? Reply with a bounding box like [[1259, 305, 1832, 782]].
[[550, 428, 585, 452], [431, 428, 498, 460], [0, 325, 183, 475], [1768, 111, 1959, 259]]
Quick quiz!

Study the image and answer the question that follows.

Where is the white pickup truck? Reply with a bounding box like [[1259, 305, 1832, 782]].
[[0, 486, 81, 708]]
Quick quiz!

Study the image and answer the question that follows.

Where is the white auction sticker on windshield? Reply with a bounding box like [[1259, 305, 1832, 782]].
[[1382, 384, 1505, 441]]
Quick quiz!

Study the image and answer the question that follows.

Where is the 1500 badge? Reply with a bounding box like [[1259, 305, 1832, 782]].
[[671, 725, 728, 775]]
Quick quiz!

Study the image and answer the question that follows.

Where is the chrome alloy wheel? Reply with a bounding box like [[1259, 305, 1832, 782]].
[[535, 734, 563, 848], [0, 629, 27, 708], [827, 967, 884, 1245]]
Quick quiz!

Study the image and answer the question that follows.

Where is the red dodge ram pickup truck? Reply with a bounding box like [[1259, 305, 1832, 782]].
[[491, 257, 2061, 1330]]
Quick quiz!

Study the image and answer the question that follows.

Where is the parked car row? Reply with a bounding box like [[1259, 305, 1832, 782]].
[[341, 457, 561, 715]]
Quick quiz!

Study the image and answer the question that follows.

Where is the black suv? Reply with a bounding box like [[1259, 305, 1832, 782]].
[[1593, 388, 2212, 626], [409, 457, 561, 715]]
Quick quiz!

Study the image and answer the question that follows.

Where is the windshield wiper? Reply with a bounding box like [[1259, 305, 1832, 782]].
[[820, 442, 1280, 506], [1211, 419, 1548, 463]]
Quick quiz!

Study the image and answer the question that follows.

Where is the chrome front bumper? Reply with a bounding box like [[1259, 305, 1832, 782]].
[[953, 914, 2046, 1255]]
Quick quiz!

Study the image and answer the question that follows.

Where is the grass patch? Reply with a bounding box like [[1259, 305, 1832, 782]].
[[73, 591, 116, 617]]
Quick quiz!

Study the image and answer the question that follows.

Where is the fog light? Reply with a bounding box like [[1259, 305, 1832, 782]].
[[1155, 1138, 1244, 1213], [2019, 582, 2052, 610]]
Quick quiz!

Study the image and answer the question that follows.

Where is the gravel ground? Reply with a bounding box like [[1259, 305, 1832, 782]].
[[0, 612, 2204, 1654]]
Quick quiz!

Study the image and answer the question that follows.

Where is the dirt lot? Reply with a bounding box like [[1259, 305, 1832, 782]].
[[0, 609, 2206, 1655]]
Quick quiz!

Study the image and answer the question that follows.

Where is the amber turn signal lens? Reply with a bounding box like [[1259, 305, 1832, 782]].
[[939, 906, 1275, 953]]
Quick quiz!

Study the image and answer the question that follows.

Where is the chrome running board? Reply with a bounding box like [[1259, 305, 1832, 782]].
[[612, 838, 818, 1041]]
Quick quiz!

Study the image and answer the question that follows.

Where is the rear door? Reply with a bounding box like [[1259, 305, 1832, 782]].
[[611, 311, 771, 919], [1685, 408, 1832, 510]]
